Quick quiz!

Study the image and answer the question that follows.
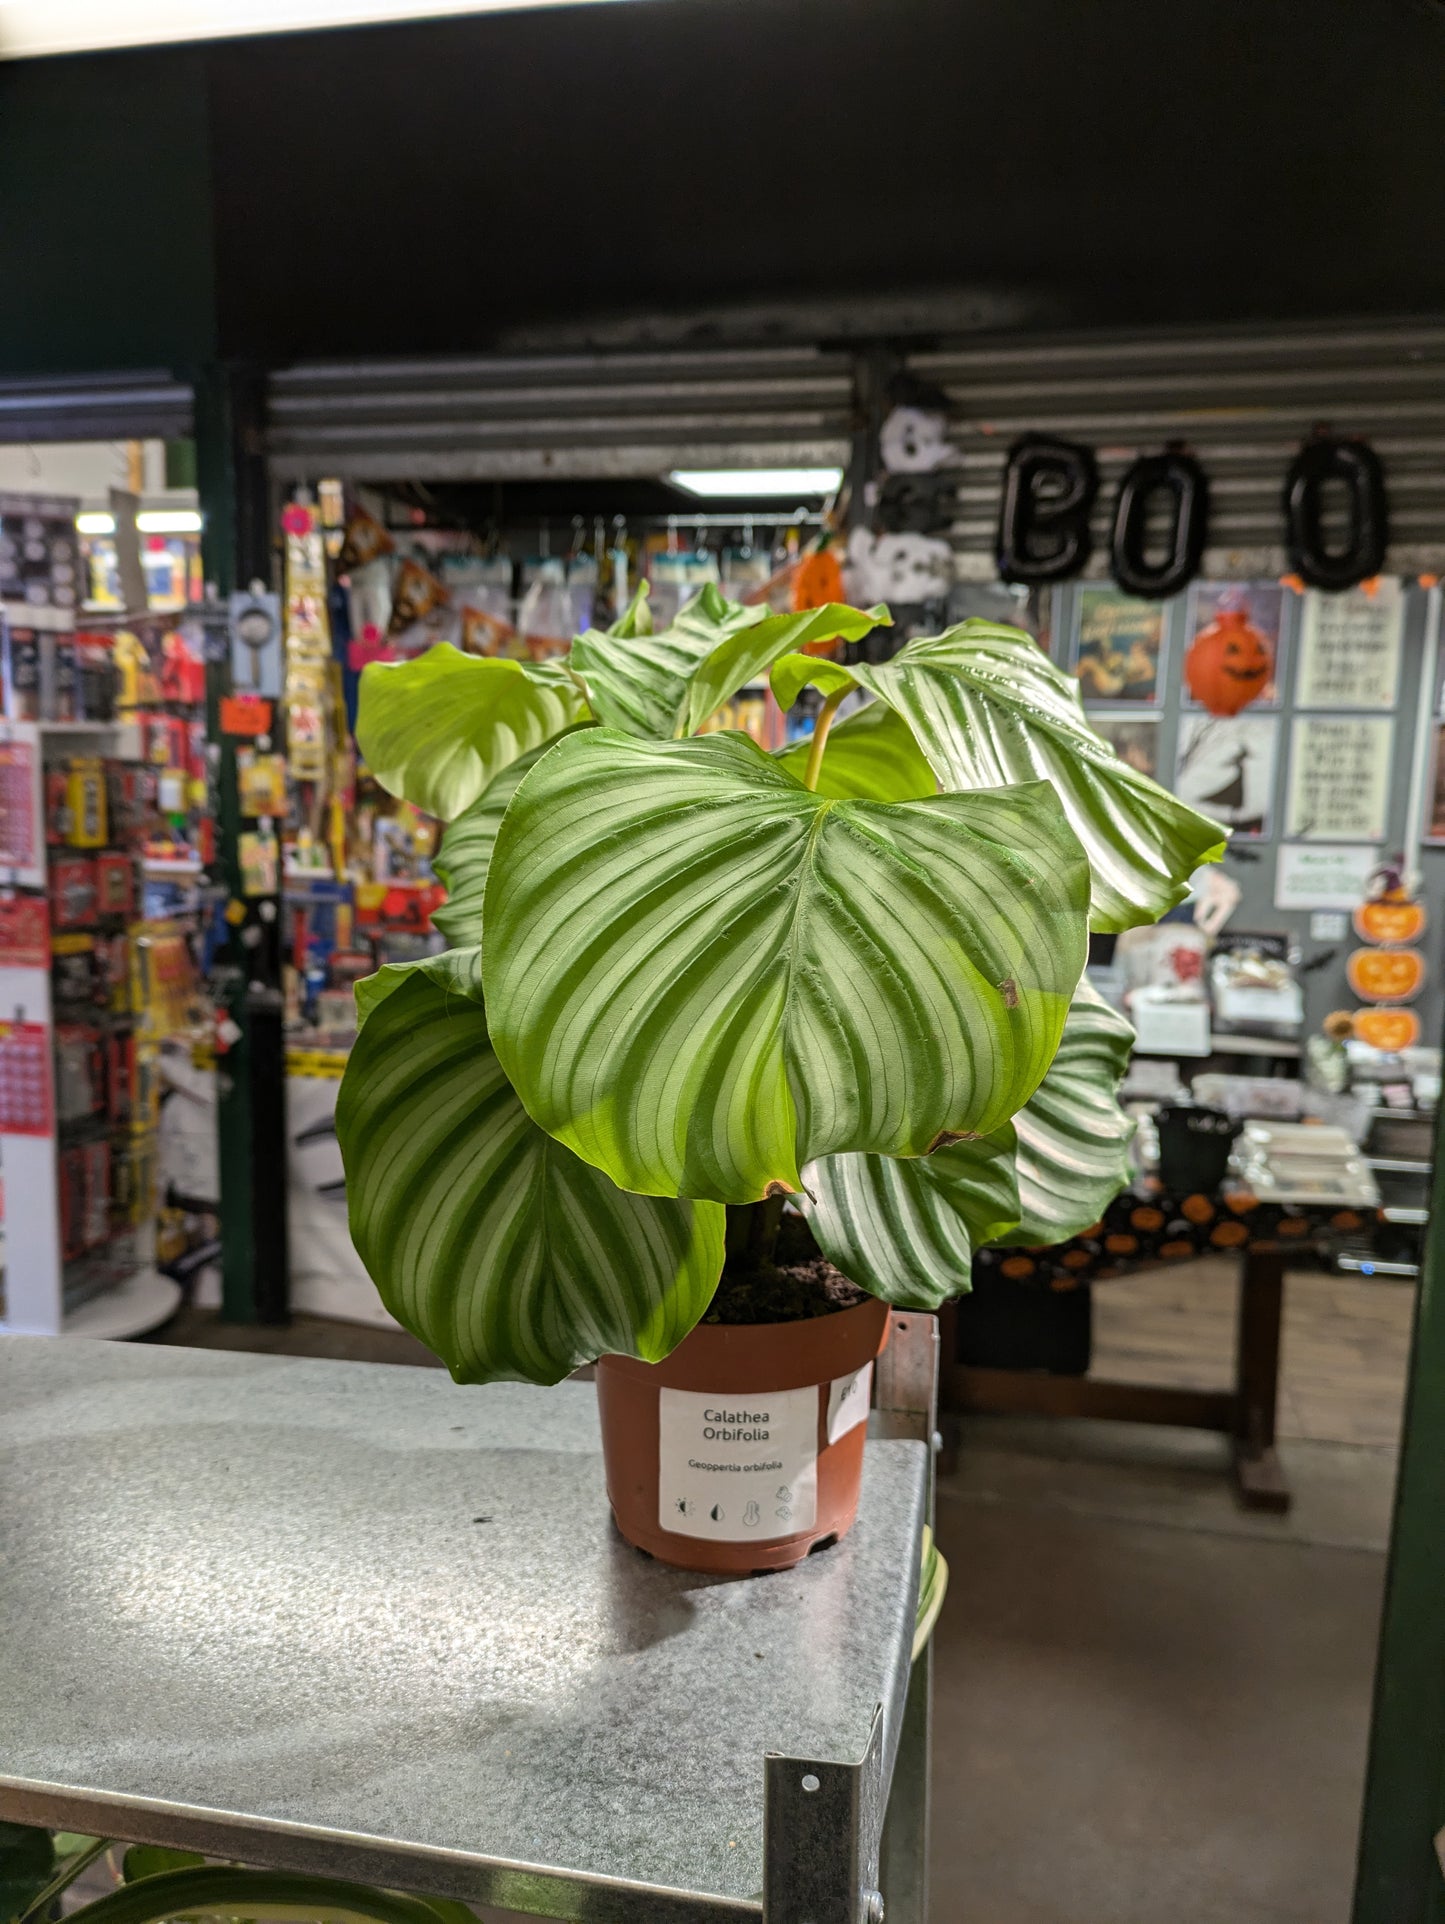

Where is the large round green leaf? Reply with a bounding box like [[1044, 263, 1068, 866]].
[[849, 621, 1227, 931], [774, 698, 937, 802], [356, 643, 587, 821], [431, 729, 589, 947], [484, 728, 1090, 1204], [801, 1127, 1021, 1310], [336, 963, 725, 1384], [1004, 979, 1137, 1244], [801, 983, 1137, 1304]]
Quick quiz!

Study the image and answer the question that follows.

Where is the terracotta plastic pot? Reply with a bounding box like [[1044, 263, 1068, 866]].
[[595, 1296, 891, 1574]]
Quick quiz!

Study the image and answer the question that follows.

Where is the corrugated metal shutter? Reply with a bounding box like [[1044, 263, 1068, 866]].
[[906, 322, 1445, 580], [0, 372, 193, 444], [267, 348, 855, 483]]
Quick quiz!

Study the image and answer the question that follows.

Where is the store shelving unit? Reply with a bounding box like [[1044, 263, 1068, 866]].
[[0, 716, 183, 1340]]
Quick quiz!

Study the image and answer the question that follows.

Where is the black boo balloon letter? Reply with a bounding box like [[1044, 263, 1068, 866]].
[[996, 435, 1098, 584], [1284, 436, 1389, 591], [1109, 451, 1208, 599]]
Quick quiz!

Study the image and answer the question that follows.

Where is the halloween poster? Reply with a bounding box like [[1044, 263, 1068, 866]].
[[1285, 716, 1393, 841], [1424, 724, 1445, 842], [1295, 580, 1404, 710], [1089, 714, 1159, 779], [1183, 582, 1283, 711], [1175, 713, 1278, 838], [1071, 588, 1163, 703]]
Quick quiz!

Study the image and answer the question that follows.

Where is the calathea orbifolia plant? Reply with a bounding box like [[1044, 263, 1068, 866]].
[[336, 586, 1225, 1382]]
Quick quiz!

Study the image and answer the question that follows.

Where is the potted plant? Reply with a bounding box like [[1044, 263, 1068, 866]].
[[336, 585, 1225, 1573]]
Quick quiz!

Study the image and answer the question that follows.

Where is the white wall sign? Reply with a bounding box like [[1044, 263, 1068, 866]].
[[1295, 581, 1404, 709], [1286, 716, 1393, 841], [1275, 843, 1382, 911]]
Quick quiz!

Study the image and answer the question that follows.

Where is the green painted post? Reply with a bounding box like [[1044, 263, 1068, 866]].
[[193, 363, 288, 1324], [1352, 1101, 1445, 1922]]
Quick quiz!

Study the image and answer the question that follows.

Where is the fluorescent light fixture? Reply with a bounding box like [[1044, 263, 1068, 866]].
[[668, 467, 844, 500], [0, 0, 627, 61], [75, 509, 202, 536], [137, 510, 204, 535]]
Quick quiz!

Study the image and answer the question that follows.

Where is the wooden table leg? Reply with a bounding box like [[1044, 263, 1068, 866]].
[[1232, 1247, 1291, 1513]]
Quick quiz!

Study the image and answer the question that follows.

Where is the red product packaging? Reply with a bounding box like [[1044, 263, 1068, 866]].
[[0, 895, 50, 967], [49, 857, 97, 929], [45, 768, 68, 845], [95, 851, 135, 919], [108, 764, 156, 842]]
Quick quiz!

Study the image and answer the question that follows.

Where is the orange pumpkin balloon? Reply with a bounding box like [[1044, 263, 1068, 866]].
[[1346, 947, 1426, 1003], [1184, 608, 1273, 715], [1353, 1006, 1422, 1052], [1353, 896, 1427, 945]]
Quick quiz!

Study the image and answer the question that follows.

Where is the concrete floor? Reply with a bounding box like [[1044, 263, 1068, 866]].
[[147, 1266, 1405, 1924], [931, 1416, 1393, 1924]]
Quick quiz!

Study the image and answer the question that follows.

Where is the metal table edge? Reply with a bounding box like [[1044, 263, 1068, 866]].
[[0, 1776, 763, 1924]]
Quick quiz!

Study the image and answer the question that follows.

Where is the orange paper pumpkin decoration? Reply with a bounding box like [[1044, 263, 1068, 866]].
[[1346, 947, 1426, 1003], [1353, 1006, 1422, 1052], [791, 544, 845, 610], [1353, 896, 1427, 945], [1184, 608, 1273, 715]]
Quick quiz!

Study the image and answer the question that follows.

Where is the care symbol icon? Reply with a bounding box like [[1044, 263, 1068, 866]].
[[744, 1501, 761, 1527], [710, 1502, 725, 1523], [776, 1504, 793, 1523], [776, 1485, 793, 1503]]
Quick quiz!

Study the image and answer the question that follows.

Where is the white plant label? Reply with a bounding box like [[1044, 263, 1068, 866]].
[[826, 1362, 873, 1443], [657, 1386, 819, 1541]]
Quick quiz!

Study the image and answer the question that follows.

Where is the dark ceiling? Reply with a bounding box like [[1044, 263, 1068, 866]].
[[2, 0, 1443, 375]]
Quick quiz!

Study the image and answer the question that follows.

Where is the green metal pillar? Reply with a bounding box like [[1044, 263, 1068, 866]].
[[193, 363, 289, 1324], [1352, 1098, 1445, 1921]]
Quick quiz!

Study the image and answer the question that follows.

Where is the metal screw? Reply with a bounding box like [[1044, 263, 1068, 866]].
[[864, 1891, 886, 1924]]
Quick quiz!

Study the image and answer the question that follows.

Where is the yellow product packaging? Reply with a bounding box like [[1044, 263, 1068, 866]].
[[65, 759, 108, 847]]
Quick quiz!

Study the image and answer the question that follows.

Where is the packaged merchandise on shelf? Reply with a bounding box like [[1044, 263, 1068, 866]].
[[2, 622, 41, 720], [49, 857, 98, 929]]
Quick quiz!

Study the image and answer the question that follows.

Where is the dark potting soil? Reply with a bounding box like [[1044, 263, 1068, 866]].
[[702, 1258, 869, 1324]]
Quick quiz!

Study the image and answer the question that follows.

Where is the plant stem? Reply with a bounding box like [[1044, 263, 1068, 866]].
[[801, 687, 848, 792], [18, 1837, 112, 1924]]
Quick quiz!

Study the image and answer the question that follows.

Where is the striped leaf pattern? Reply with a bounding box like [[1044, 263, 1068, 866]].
[[1004, 980, 1137, 1245], [801, 1126, 1021, 1310], [682, 601, 888, 733], [483, 728, 1090, 1204], [801, 984, 1136, 1305], [431, 730, 589, 946], [569, 583, 888, 739], [568, 584, 762, 738], [335, 963, 725, 1384], [849, 621, 1227, 931], [357, 643, 587, 821], [353, 943, 484, 1027], [774, 698, 937, 802]]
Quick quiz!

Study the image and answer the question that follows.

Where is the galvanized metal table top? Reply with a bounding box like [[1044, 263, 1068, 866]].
[[0, 1337, 927, 1923]]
